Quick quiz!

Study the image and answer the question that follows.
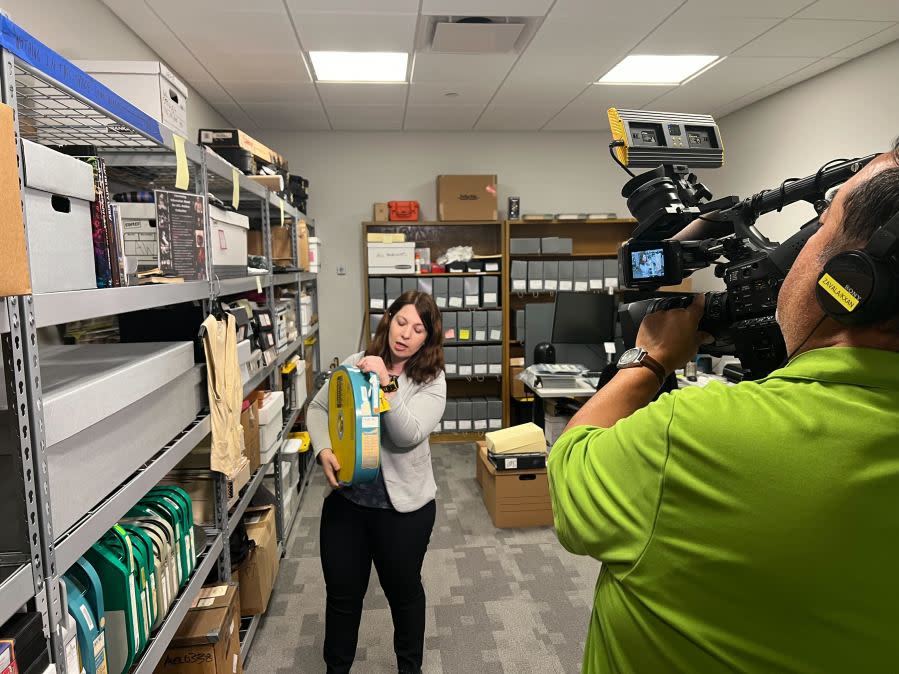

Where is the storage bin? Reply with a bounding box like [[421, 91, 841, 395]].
[[308, 236, 321, 273], [208, 204, 249, 279], [367, 242, 415, 275], [22, 140, 96, 293], [74, 60, 189, 136], [0, 342, 204, 535]]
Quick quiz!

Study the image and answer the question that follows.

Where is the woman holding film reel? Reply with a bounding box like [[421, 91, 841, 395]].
[[306, 290, 446, 674]]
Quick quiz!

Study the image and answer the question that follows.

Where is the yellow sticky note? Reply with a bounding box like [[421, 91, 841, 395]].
[[280, 198, 285, 227], [459, 329, 470, 340], [232, 168, 240, 209], [173, 134, 189, 190]]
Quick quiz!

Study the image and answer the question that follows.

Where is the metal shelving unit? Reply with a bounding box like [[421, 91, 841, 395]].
[[229, 456, 273, 531], [239, 614, 261, 667], [0, 14, 320, 671]]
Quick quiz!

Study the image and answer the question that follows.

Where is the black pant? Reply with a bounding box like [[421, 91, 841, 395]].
[[320, 493, 436, 673]]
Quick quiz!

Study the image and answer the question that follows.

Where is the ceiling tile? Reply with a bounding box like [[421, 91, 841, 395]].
[[189, 79, 235, 106], [210, 101, 261, 132], [421, 0, 553, 16], [327, 105, 405, 130], [317, 83, 408, 106], [190, 47, 308, 81], [285, 0, 419, 14], [796, 0, 899, 21], [290, 12, 417, 52], [830, 23, 899, 58], [637, 13, 780, 55], [219, 81, 320, 105], [647, 56, 816, 113], [150, 0, 286, 11], [713, 57, 849, 117], [543, 85, 675, 130], [411, 52, 516, 83], [736, 19, 893, 57], [475, 105, 560, 130], [241, 102, 330, 130], [674, 0, 812, 18], [408, 81, 498, 105], [403, 105, 483, 130]]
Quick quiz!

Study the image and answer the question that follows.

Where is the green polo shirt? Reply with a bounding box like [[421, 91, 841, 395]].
[[548, 347, 899, 673]]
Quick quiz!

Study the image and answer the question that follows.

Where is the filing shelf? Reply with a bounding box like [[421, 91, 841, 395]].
[[240, 614, 261, 667], [0, 15, 321, 670], [229, 456, 274, 531], [54, 414, 211, 573]]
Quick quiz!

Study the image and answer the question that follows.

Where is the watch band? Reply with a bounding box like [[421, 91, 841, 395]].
[[381, 375, 399, 393], [639, 354, 667, 386]]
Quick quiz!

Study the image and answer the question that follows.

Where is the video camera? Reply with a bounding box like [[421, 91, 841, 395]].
[[609, 108, 877, 379]]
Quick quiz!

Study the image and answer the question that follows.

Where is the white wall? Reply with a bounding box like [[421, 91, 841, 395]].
[[691, 38, 899, 291], [3, 0, 229, 135], [258, 130, 634, 363]]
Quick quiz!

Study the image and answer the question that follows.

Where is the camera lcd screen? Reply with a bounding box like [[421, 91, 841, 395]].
[[631, 249, 666, 279]]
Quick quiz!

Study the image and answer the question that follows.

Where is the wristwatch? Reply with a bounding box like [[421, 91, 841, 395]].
[[381, 375, 399, 393], [617, 347, 667, 386]]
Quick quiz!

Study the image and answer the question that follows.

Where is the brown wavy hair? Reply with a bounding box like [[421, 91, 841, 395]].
[[367, 290, 444, 384]]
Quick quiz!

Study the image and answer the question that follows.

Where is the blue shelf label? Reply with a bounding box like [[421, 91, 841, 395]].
[[0, 16, 163, 142]]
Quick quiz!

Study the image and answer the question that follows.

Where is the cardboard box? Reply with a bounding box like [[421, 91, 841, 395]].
[[209, 204, 249, 278], [437, 174, 498, 222], [488, 310, 503, 342], [511, 366, 526, 398], [369, 278, 386, 310], [442, 312, 457, 342], [432, 278, 449, 308], [368, 243, 415, 275], [77, 60, 189, 137], [297, 221, 310, 271], [528, 261, 544, 292], [541, 237, 573, 254], [22, 140, 96, 293], [248, 226, 294, 263], [238, 506, 279, 616], [197, 129, 288, 171], [543, 261, 559, 291], [510, 260, 527, 292], [373, 203, 389, 222], [154, 583, 242, 674], [0, 104, 30, 296], [444, 346, 457, 376], [476, 443, 552, 528], [510, 238, 540, 254], [481, 277, 499, 308], [241, 400, 260, 474]]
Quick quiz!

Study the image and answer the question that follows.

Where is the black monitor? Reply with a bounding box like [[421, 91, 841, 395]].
[[552, 292, 616, 344]]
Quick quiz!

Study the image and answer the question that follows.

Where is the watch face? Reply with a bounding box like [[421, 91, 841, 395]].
[[618, 348, 641, 366]]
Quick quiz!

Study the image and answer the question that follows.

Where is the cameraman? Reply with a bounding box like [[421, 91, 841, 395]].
[[547, 146, 899, 673]]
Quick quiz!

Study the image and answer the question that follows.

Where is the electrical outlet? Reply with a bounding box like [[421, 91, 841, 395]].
[[336, 264, 347, 276]]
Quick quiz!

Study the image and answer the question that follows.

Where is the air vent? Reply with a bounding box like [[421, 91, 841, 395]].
[[427, 16, 528, 54]]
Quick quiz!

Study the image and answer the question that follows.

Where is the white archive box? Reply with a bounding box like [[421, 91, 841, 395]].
[[0, 342, 203, 534], [209, 204, 250, 278], [259, 391, 285, 460], [74, 60, 190, 137], [367, 242, 415, 275], [21, 140, 96, 293], [117, 202, 158, 270], [309, 236, 321, 273], [300, 294, 313, 329]]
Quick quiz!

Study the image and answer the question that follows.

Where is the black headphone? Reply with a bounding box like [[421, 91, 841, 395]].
[[815, 211, 899, 325]]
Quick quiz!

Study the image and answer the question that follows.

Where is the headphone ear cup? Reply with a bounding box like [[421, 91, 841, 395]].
[[816, 251, 890, 325]]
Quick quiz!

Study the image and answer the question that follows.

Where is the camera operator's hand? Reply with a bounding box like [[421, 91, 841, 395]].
[[637, 295, 713, 375]]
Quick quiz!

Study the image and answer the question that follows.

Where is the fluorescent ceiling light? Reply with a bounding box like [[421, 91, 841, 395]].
[[309, 51, 408, 82], [597, 54, 721, 85]]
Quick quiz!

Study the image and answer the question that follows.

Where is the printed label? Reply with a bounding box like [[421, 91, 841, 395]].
[[530, 280, 544, 290], [0, 647, 9, 669], [484, 293, 498, 304], [460, 366, 473, 376], [575, 281, 589, 291], [604, 278, 618, 289], [436, 297, 447, 307], [459, 420, 473, 430], [371, 299, 385, 309], [512, 280, 526, 290], [449, 296, 463, 307], [129, 575, 139, 650], [490, 329, 501, 341], [445, 363, 457, 374], [475, 330, 486, 341], [489, 364, 502, 375], [361, 429, 380, 469], [196, 598, 216, 608], [465, 295, 479, 305], [474, 420, 487, 430], [505, 457, 518, 470], [94, 632, 106, 660], [199, 585, 228, 599], [560, 281, 573, 291], [362, 416, 379, 428], [818, 273, 860, 311], [444, 421, 457, 431], [474, 364, 488, 374], [80, 603, 95, 631], [589, 279, 603, 289], [65, 636, 80, 673], [544, 281, 558, 291]]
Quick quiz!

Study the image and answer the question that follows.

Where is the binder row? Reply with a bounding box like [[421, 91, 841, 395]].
[[369, 275, 501, 312], [441, 310, 503, 344], [439, 397, 503, 433], [444, 345, 503, 378], [510, 259, 620, 293]]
